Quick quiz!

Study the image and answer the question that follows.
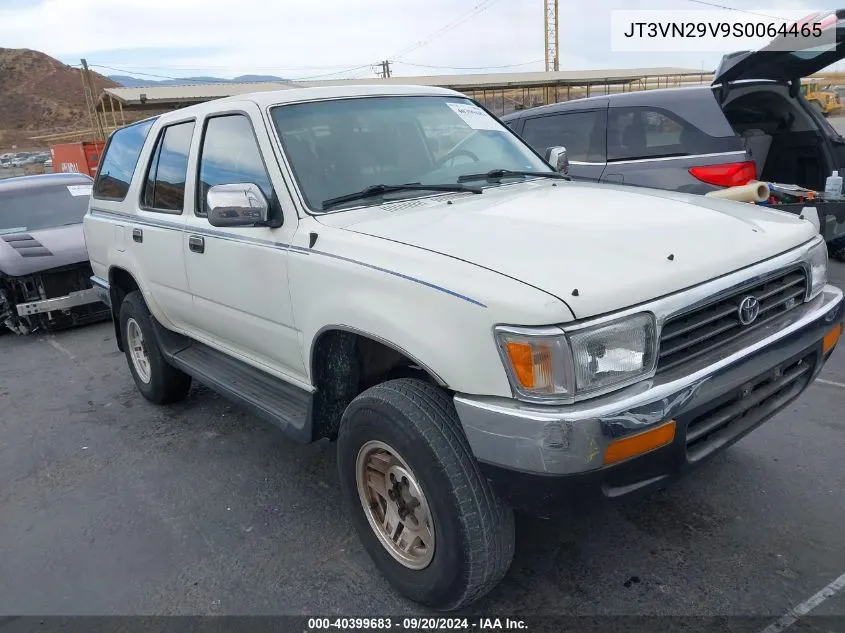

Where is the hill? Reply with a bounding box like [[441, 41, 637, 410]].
[[0, 48, 118, 151], [108, 73, 287, 88]]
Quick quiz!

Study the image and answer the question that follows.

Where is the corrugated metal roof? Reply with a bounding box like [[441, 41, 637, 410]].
[[102, 67, 709, 106]]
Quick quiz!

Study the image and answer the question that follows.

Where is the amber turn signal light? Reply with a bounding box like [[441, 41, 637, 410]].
[[505, 340, 553, 390], [822, 322, 842, 355], [603, 420, 677, 466]]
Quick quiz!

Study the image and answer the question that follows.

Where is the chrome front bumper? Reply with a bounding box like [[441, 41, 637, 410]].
[[15, 287, 104, 317], [454, 284, 844, 476], [90, 276, 111, 308]]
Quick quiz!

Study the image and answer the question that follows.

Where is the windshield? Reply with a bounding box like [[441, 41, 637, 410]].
[[0, 181, 92, 234], [270, 95, 552, 211]]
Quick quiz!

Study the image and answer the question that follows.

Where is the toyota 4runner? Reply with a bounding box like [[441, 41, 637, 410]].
[[83, 85, 844, 611]]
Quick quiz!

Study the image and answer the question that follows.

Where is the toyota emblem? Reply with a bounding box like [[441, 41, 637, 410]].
[[738, 296, 760, 325]]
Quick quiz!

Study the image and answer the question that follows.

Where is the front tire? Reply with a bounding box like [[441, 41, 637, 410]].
[[337, 378, 515, 611], [118, 290, 191, 405]]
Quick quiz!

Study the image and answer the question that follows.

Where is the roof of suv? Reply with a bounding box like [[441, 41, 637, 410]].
[[501, 85, 720, 119], [151, 84, 467, 124]]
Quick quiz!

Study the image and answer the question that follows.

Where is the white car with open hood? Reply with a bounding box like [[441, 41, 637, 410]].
[[82, 84, 844, 610]]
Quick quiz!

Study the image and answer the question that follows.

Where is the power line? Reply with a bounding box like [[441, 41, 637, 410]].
[[394, 59, 543, 71], [88, 64, 238, 83], [389, 0, 507, 61], [295, 64, 378, 80], [82, 61, 378, 72], [88, 62, 375, 83], [83, 58, 540, 74], [684, 0, 789, 22]]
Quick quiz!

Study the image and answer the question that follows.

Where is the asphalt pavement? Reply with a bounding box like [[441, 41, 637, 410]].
[[1, 264, 844, 625]]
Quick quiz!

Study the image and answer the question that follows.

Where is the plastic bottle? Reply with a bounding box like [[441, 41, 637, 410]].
[[824, 170, 843, 199]]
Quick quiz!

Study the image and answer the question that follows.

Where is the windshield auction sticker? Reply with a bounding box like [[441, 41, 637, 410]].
[[610, 9, 837, 52], [446, 102, 504, 131], [67, 184, 93, 197]]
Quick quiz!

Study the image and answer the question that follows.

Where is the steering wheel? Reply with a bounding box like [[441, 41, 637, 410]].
[[433, 148, 480, 169]]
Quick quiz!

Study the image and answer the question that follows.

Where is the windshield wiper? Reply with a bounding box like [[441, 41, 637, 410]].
[[457, 169, 565, 183], [321, 182, 482, 210]]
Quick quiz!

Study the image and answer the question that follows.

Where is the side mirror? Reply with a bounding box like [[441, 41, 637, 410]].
[[545, 146, 569, 176], [207, 183, 269, 228]]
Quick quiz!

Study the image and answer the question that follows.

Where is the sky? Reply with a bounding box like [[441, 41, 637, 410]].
[[0, 0, 837, 81]]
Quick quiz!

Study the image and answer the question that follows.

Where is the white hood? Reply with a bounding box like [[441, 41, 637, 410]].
[[316, 180, 819, 318]]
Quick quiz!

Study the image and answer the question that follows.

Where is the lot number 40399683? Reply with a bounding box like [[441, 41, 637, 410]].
[[305, 617, 529, 630]]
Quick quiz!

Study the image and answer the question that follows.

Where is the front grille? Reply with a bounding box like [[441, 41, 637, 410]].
[[657, 268, 807, 373], [684, 352, 814, 462]]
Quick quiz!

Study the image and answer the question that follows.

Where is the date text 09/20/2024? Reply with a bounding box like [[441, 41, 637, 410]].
[[305, 617, 528, 630]]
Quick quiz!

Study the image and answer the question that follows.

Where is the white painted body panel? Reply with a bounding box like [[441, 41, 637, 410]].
[[287, 215, 573, 397], [132, 210, 193, 329], [317, 179, 819, 319], [82, 85, 821, 403]]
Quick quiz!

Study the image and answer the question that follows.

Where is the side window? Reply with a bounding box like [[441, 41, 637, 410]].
[[93, 118, 155, 201], [141, 121, 195, 213], [607, 107, 719, 161], [196, 114, 274, 217], [520, 111, 604, 162]]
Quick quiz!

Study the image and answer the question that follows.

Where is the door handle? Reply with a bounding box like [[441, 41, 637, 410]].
[[132, 228, 143, 243], [188, 235, 205, 254]]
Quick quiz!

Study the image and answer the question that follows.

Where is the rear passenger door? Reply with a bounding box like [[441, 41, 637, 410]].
[[182, 104, 306, 382], [133, 118, 195, 329], [519, 109, 607, 181]]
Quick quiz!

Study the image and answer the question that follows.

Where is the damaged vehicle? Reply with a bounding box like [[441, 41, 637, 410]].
[[84, 86, 843, 610], [0, 173, 110, 334]]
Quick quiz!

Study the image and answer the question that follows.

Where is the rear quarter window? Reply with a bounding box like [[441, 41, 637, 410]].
[[93, 119, 156, 201], [607, 106, 739, 162]]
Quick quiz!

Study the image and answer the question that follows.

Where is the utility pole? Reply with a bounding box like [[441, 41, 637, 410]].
[[544, 0, 559, 72], [80, 58, 106, 142], [376, 60, 392, 78]]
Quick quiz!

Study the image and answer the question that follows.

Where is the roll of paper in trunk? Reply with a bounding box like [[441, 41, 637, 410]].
[[704, 181, 770, 203]]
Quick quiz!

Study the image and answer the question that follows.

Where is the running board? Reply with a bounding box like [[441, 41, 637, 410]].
[[151, 320, 313, 443]]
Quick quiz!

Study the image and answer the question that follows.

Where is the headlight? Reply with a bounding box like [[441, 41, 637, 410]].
[[568, 313, 657, 393], [495, 312, 657, 401], [806, 238, 829, 300]]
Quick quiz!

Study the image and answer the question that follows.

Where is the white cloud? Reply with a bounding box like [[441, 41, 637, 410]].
[[0, 0, 830, 79]]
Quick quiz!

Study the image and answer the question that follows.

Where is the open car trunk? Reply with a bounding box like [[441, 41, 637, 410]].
[[719, 82, 834, 191], [711, 9, 845, 190]]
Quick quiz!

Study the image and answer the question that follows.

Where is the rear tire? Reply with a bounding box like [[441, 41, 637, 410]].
[[118, 290, 191, 405], [337, 378, 515, 611]]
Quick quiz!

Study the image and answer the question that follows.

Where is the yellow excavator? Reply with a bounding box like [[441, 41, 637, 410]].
[[800, 78, 842, 117]]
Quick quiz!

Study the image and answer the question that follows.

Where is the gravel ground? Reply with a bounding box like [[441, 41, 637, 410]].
[[0, 263, 843, 627]]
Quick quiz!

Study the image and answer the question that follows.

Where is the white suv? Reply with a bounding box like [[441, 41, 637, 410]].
[[83, 84, 844, 610]]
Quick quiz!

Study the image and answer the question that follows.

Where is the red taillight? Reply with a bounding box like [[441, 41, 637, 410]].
[[689, 161, 757, 187]]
